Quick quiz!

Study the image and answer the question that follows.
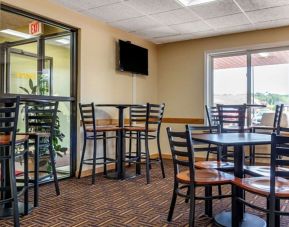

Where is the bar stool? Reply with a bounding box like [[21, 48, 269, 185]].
[[124, 103, 165, 184], [19, 100, 60, 207], [0, 97, 29, 227], [78, 103, 120, 184]]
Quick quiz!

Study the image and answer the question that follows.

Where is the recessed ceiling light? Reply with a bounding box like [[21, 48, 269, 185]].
[[258, 52, 270, 58], [176, 0, 217, 6], [55, 38, 70, 45], [0, 29, 33, 39]]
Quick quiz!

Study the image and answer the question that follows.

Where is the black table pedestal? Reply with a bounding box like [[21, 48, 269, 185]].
[[215, 211, 266, 227]]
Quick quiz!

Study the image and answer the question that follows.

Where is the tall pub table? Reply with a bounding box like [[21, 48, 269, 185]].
[[95, 104, 145, 179], [191, 132, 271, 227]]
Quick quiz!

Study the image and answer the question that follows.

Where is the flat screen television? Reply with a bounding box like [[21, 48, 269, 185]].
[[118, 40, 148, 75]]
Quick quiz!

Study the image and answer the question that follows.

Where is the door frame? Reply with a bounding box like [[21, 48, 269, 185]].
[[0, 3, 79, 178]]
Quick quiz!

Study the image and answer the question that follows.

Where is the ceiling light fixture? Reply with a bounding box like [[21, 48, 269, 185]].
[[0, 29, 33, 39], [258, 52, 270, 58], [176, 0, 217, 7], [55, 38, 70, 45]]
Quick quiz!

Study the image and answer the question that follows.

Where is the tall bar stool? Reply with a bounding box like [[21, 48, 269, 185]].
[[125, 103, 165, 184], [78, 103, 120, 184], [0, 97, 29, 227], [19, 100, 60, 207]]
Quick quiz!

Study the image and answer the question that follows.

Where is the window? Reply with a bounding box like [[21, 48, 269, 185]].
[[206, 47, 289, 126]]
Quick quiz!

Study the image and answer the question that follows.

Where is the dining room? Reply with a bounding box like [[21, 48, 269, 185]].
[[1, 0, 289, 226]]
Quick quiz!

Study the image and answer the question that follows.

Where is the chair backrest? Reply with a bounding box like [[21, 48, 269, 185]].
[[270, 133, 289, 196], [25, 100, 59, 138], [205, 105, 219, 127], [79, 103, 96, 135], [217, 104, 247, 133], [130, 103, 165, 132], [0, 96, 20, 149], [273, 104, 284, 132], [167, 125, 195, 183]]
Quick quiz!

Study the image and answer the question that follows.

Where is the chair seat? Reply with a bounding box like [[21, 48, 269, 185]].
[[195, 161, 234, 170], [244, 165, 289, 177], [124, 126, 156, 132], [86, 125, 121, 132], [0, 135, 29, 145], [176, 169, 234, 185], [233, 177, 289, 198]]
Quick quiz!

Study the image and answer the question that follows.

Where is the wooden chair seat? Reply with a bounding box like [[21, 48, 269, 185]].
[[233, 177, 289, 198], [176, 169, 234, 185], [124, 126, 156, 132], [244, 165, 289, 177], [86, 125, 121, 132], [195, 161, 234, 170], [0, 135, 29, 145]]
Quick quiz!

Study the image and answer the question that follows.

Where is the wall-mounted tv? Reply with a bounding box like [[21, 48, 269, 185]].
[[118, 40, 148, 75]]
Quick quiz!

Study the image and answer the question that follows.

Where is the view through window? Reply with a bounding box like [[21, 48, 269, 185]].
[[210, 48, 289, 127]]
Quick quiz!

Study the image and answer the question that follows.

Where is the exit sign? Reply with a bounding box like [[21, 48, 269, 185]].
[[29, 21, 43, 36]]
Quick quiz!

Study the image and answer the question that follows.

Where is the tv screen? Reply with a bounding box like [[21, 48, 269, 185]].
[[118, 40, 148, 75]]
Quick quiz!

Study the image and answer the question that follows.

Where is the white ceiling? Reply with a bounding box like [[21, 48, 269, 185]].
[[51, 0, 289, 44]]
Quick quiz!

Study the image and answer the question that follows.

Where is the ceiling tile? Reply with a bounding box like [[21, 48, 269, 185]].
[[152, 34, 197, 44], [124, 0, 181, 15], [246, 5, 289, 23], [86, 2, 144, 22], [134, 26, 179, 38], [206, 13, 251, 29], [109, 16, 162, 32], [235, 0, 289, 11], [254, 18, 289, 30], [189, 0, 241, 19], [52, 0, 121, 11], [170, 20, 212, 33], [151, 8, 199, 26]]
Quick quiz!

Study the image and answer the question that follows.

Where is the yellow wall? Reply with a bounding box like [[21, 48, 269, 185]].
[[158, 26, 289, 155]]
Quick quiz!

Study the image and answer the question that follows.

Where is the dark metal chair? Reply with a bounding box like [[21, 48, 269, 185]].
[[166, 125, 233, 227], [19, 100, 60, 207], [0, 97, 29, 227], [125, 103, 165, 184], [250, 104, 284, 164], [233, 132, 289, 226], [78, 103, 120, 184]]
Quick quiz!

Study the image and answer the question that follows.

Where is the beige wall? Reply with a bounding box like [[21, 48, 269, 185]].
[[1, 0, 158, 169], [158, 26, 289, 155]]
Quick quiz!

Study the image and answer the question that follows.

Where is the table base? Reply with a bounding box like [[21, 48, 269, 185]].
[[214, 211, 266, 227], [0, 202, 33, 218], [104, 171, 140, 180]]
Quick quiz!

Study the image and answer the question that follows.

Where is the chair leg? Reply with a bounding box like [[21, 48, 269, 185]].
[[167, 183, 178, 222], [185, 187, 190, 203], [206, 144, 211, 161], [136, 132, 141, 175], [128, 131, 132, 167], [92, 136, 97, 184], [188, 185, 195, 227], [157, 132, 165, 178], [24, 141, 29, 215], [10, 157, 20, 227], [78, 138, 87, 179], [103, 132, 107, 175], [145, 135, 151, 184], [34, 136, 40, 207], [49, 138, 60, 195]]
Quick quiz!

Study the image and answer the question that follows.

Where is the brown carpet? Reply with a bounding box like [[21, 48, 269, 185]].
[[1, 162, 289, 226]]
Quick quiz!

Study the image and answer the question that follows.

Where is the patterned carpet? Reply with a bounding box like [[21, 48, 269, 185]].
[[1, 161, 289, 226]]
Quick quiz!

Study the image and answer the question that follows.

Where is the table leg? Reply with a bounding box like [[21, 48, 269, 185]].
[[232, 145, 244, 226], [117, 107, 125, 179]]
